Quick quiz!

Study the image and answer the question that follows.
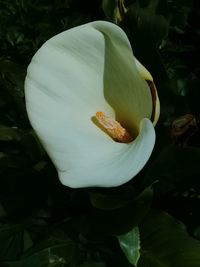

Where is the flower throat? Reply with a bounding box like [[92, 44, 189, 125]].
[[95, 111, 133, 143]]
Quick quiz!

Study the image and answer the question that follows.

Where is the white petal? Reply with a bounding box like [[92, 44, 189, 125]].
[[91, 21, 153, 136], [58, 118, 155, 188], [25, 21, 155, 188]]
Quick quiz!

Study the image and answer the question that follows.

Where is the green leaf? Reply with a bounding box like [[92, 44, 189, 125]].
[[2, 237, 78, 267], [78, 262, 106, 267], [85, 187, 153, 237], [118, 227, 140, 266], [102, 0, 118, 20], [119, 5, 168, 85], [23, 230, 33, 253], [89, 186, 137, 210], [138, 210, 200, 267], [0, 125, 21, 141], [0, 224, 28, 261]]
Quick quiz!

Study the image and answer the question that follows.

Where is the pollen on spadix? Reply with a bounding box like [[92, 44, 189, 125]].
[[95, 111, 133, 143]]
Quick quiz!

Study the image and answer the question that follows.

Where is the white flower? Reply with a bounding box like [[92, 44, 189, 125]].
[[25, 21, 160, 188]]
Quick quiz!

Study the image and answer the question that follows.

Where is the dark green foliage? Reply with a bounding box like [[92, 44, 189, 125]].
[[118, 210, 200, 267], [138, 210, 200, 267]]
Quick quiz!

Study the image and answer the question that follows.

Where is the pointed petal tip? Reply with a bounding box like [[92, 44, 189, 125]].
[[135, 58, 153, 81]]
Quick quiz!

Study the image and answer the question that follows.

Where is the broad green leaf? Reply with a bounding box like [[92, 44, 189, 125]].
[[118, 227, 140, 266], [138, 210, 200, 267]]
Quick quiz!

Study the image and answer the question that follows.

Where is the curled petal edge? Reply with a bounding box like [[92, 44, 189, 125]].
[[57, 118, 155, 188]]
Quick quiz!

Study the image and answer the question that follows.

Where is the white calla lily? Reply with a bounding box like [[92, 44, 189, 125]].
[[25, 21, 160, 188]]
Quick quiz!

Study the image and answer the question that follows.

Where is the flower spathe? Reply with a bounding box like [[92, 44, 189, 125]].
[[25, 21, 160, 188]]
